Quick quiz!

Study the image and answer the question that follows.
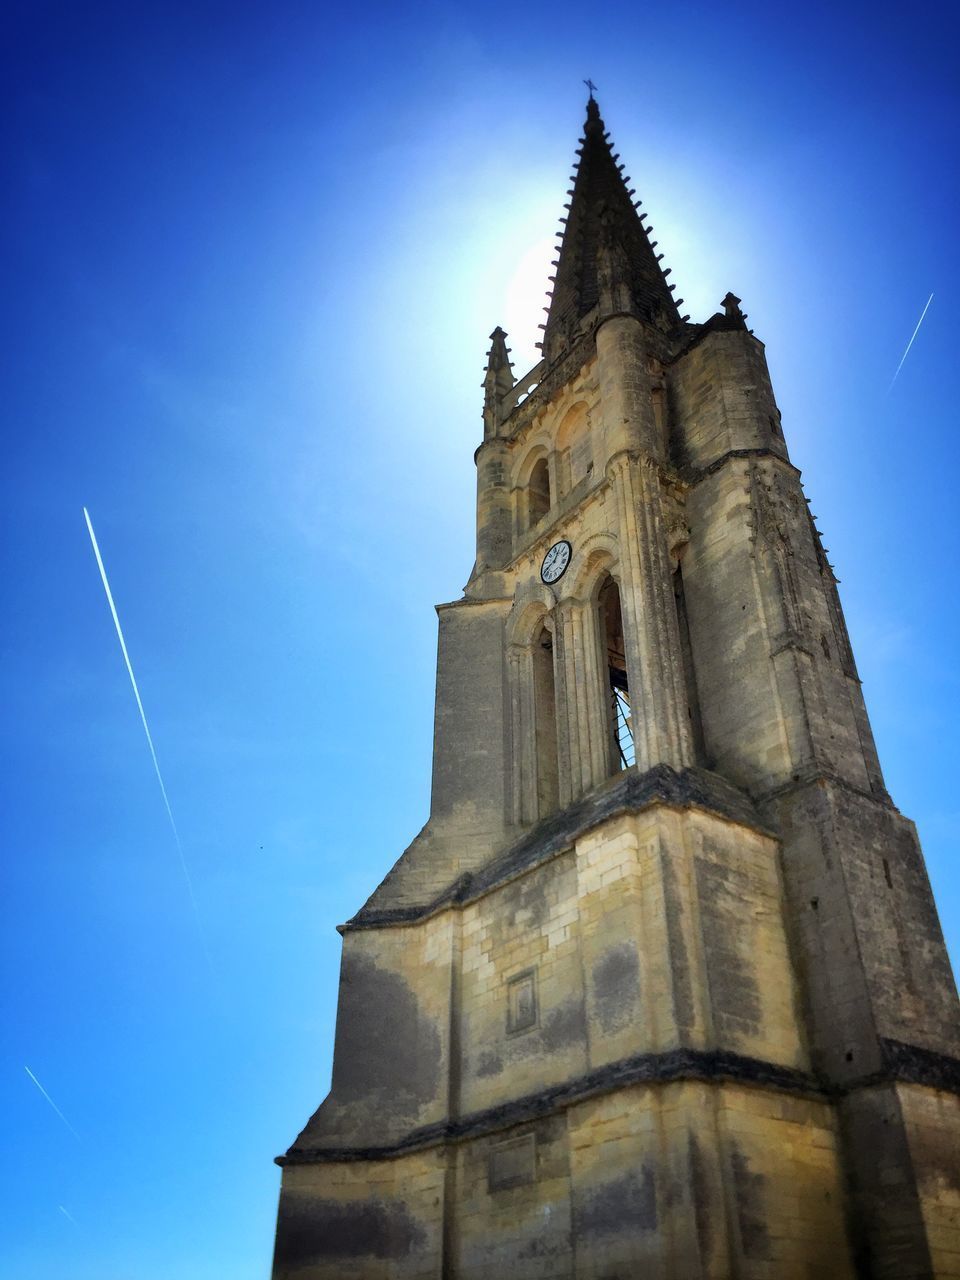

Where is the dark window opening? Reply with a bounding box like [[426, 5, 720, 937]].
[[821, 634, 831, 661], [533, 624, 559, 815], [599, 577, 635, 772], [527, 457, 551, 528]]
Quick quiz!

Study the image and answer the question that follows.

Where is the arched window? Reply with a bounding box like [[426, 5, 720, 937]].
[[532, 623, 559, 815], [556, 403, 591, 496], [598, 577, 635, 772], [527, 456, 551, 528]]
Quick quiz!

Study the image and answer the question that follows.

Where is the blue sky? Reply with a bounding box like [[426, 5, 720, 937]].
[[2, 2, 958, 1275]]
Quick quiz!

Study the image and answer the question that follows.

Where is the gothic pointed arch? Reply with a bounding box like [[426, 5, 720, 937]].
[[595, 573, 635, 773], [567, 532, 620, 600], [555, 400, 591, 495], [505, 594, 562, 824], [514, 442, 554, 535]]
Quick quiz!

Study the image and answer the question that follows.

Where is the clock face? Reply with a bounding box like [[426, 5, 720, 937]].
[[541, 540, 572, 585]]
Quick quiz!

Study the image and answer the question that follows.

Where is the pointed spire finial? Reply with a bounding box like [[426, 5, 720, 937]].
[[721, 292, 748, 328], [482, 326, 516, 437], [486, 327, 513, 376]]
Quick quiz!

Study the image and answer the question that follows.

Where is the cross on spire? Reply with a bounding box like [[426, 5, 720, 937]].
[[583, 78, 597, 99]]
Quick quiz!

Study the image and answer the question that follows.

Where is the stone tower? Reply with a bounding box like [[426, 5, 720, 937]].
[[273, 98, 960, 1279]]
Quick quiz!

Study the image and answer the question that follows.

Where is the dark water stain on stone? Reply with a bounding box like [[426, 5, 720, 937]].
[[573, 1167, 658, 1238], [540, 995, 587, 1052], [518, 1231, 571, 1261], [592, 942, 640, 1033], [918, 1124, 960, 1195], [331, 952, 441, 1112], [689, 1131, 713, 1262], [696, 856, 762, 1040], [661, 852, 695, 1032], [274, 1191, 426, 1265], [730, 1141, 768, 1259], [474, 1048, 503, 1078]]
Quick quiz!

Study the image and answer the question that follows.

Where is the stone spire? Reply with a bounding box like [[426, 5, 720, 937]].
[[482, 326, 515, 436], [541, 97, 682, 364]]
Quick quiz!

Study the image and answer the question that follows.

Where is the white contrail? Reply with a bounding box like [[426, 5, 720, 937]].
[[889, 292, 933, 390], [58, 1205, 78, 1226], [82, 508, 205, 940], [24, 1066, 82, 1143]]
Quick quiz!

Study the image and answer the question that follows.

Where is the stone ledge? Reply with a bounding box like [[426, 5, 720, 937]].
[[873, 1038, 960, 1094], [345, 764, 773, 932], [683, 446, 800, 487], [276, 1046, 822, 1166], [756, 768, 896, 813], [276, 1038, 960, 1168]]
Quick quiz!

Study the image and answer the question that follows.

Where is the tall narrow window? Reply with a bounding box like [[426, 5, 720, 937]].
[[673, 563, 707, 764], [556, 402, 591, 496], [532, 624, 559, 814], [598, 577, 635, 773], [527, 457, 551, 528]]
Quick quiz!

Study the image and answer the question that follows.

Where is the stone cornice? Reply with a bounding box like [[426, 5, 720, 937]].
[[276, 1046, 824, 1166], [755, 768, 896, 813], [684, 446, 800, 488], [276, 1037, 960, 1167], [344, 764, 773, 933]]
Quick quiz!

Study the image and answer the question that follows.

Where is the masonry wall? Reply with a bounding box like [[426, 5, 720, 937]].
[[275, 799, 861, 1277]]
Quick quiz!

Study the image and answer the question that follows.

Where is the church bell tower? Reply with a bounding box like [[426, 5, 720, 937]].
[[273, 97, 960, 1279]]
